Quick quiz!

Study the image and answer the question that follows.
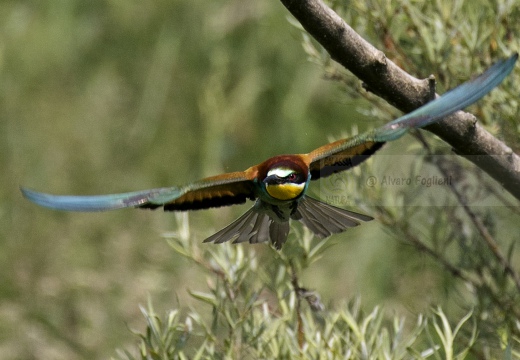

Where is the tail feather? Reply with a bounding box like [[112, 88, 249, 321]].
[[269, 221, 290, 250], [203, 208, 262, 244], [301, 198, 352, 232], [246, 212, 271, 245], [294, 196, 373, 238], [202, 196, 373, 248], [292, 201, 334, 237], [202, 207, 274, 246]]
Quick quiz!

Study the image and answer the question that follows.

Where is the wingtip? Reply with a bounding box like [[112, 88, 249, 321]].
[[505, 52, 518, 69], [20, 187, 39, 201], [20, 187, 57, 209], [20, 187, 57, 210], [507, 53, 518, 72], [500, 53, 518, 74]]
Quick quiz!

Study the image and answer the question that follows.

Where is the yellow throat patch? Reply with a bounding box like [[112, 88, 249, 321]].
[[266, 183, 305, 201]]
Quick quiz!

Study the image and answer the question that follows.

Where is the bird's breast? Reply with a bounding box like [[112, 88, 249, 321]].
[[265, 183, 305, 201]]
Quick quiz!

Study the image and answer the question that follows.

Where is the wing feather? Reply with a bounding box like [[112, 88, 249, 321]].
[[307, 54, 517, 180], [160, 171, 257, 211], [21, 170, 257, 212]]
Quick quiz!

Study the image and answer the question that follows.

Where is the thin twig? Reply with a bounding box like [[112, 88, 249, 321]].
[[415, 135, 520, 293], [378, 205, 520, 324], [376, 206, 472, 284], [289, 261, 305, 350]]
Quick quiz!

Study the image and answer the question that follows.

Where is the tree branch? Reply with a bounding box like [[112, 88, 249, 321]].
[[280, 0, 520, 201]]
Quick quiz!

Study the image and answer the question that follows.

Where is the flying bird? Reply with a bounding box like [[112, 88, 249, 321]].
[[22, 54, 517, 249]]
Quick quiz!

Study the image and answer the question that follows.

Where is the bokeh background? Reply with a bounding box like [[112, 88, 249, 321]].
[[2, 0, 518, 359]]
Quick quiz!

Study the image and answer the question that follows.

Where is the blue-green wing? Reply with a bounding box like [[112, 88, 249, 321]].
[[308, 54, 517, 178], [21, 171, 257, 212], [378, 53, 517, 140], [21, 187, 183, 211]]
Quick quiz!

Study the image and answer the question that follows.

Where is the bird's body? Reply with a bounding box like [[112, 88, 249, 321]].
[[22, 55, 517, 249]]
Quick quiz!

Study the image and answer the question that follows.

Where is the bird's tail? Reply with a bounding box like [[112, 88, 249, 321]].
[[292, 196, 373, 238], [202, 207, 290, 250]]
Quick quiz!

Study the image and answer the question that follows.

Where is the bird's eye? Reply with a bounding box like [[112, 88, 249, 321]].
[[287, 173, 297, 181]]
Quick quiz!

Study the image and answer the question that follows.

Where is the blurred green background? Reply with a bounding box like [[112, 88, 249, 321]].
[[1, 0, 518, 359]]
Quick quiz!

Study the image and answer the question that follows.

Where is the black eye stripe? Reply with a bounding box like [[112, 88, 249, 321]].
[[282, 173, 303, 183]]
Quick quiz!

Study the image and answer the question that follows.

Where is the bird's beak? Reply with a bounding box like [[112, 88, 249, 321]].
[[263, 175, 278, 185]]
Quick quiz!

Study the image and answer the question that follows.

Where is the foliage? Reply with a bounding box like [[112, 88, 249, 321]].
[[115, 215, 490, 359]]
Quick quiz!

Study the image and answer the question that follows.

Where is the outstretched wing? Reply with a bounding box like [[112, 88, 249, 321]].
[[21, 170, 258, 212], [306, 54, 517, 180]]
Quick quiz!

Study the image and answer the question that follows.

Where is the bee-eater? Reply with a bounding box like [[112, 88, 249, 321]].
[[22, 54, 517, 249]]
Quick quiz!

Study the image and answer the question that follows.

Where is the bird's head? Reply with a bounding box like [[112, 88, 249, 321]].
[[260, 157, 309, 201]]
